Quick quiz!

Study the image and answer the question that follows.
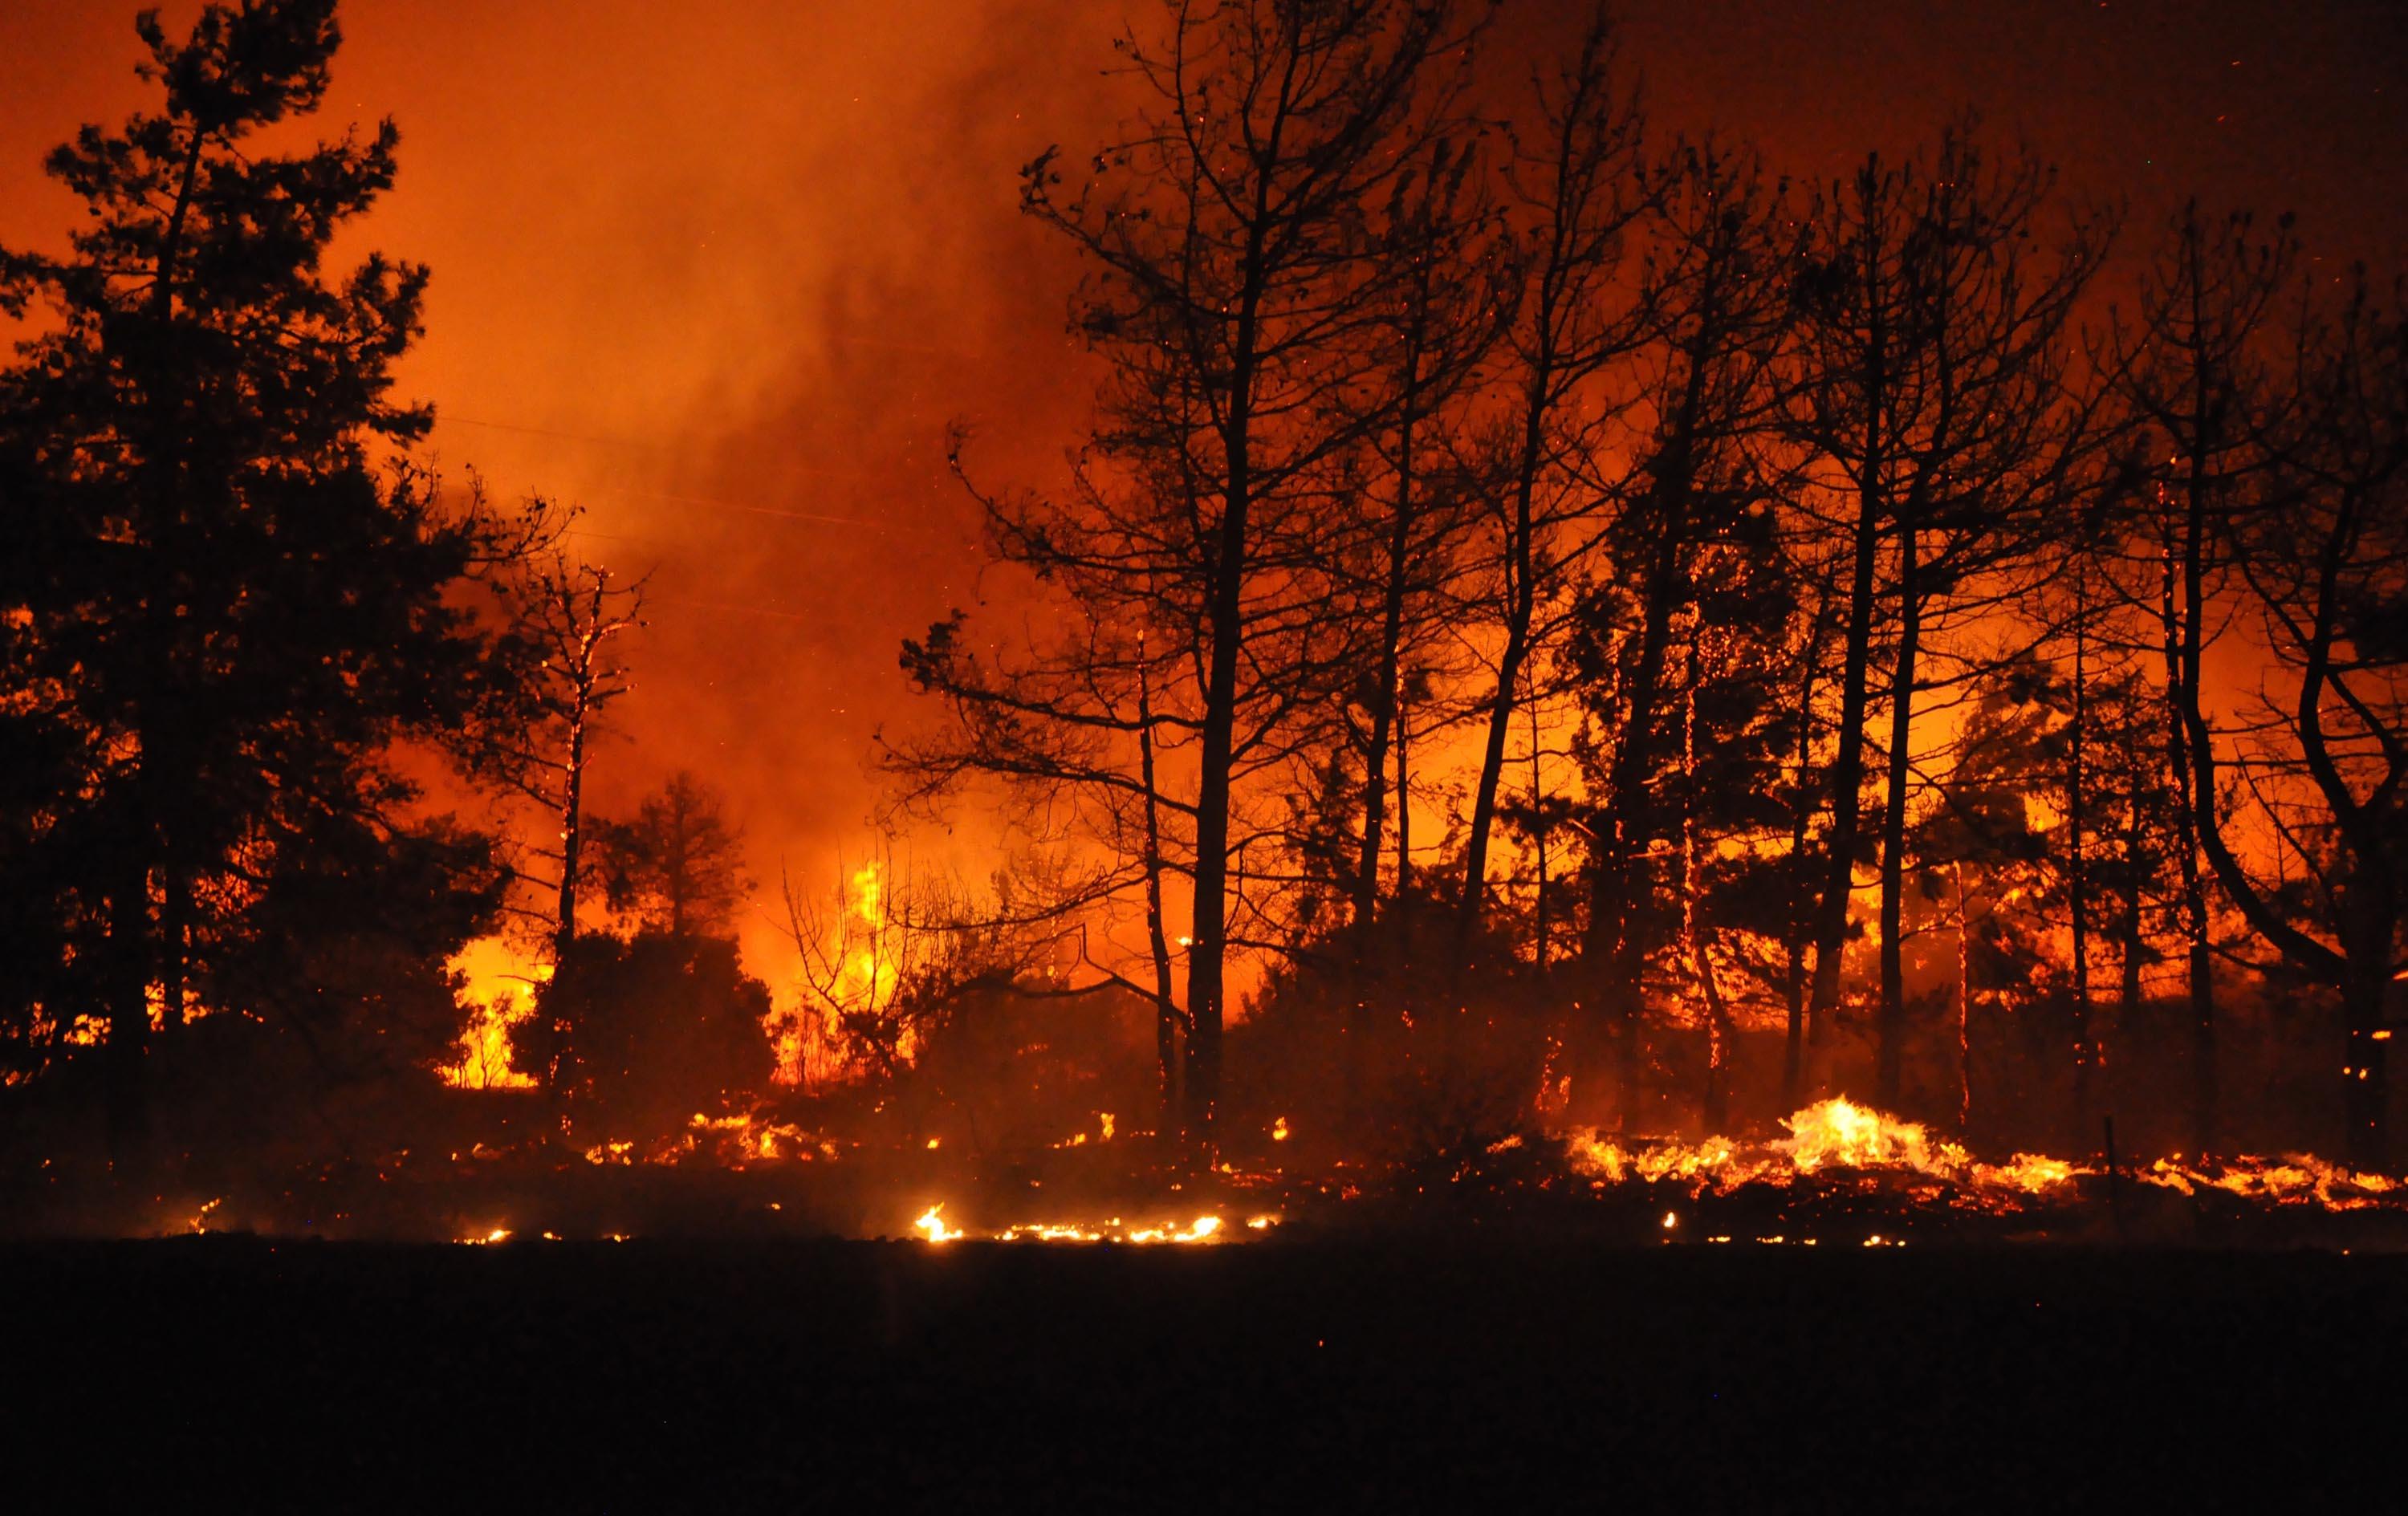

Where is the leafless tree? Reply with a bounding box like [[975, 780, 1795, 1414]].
[[924, 0, 1487, 1145], [2139, 252, 2408, 1164], [481, 551, 645, 957], [2109, 202, 2301, 1155], [1455, 10, 1649, 949], [1785, 128, 2110, 1112]]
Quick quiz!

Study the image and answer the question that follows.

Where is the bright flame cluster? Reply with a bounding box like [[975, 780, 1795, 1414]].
[[436, 989, 538, 1091], [581, 1112, 831, 1167], [1568, 1098, 2086, 1201], [2140, 1155, 2398, 1210], [912, 1205, 1272, 1246], [1568, 1096, 2399, 1212], [771, 862, 902, 1087]]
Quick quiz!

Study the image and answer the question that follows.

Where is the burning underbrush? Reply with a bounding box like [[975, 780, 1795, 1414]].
[[14, 1095, 2408, 1250], [1544, 1097, 2408, 1244]]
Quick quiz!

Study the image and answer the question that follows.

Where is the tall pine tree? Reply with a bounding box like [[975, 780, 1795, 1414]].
[[0, 1, 530, 1157]]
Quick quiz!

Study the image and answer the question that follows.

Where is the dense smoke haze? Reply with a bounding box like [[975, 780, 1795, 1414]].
[[7, 0, 2400, 997]]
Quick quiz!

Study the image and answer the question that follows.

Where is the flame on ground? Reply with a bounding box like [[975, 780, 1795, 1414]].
[[1568, 1097, 2089, 1201], [580, 1112, 830, 1168], [2139, 1155, 2399, 1210], [1566, 1096, 2403, 1213], [912, 1204, 1258, 1246]]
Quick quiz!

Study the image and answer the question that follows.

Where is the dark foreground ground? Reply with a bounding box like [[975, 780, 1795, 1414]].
[[3, 1234, 2398, 1512]]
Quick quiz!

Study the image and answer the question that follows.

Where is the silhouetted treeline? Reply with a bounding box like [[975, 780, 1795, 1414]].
[[0, 2, 778, 1179], [902, 0, 2408, 1165], [2, 2, 2401, 1189]]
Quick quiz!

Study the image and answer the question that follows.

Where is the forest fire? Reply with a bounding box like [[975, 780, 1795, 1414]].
[[7, 0, 2407, 1504], [8, 0, 2404, 1241], [89, 1088, 2408, 1250]]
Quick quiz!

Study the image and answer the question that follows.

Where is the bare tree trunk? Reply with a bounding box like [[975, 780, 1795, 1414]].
[[1808, 460, 1883, 1055], [1951, 862, 1974, 1134], [1357, 283, 1432, 930], [1682, 633, 1733, 1133], [1188, 593, 1241, 1150], [1588, 556, 1678, 1128], [1460, 8, 1638, 957], [1460, 395, 1544, 947], [2162, 495, 2217, 1156], [1780, 599, 1830, 1114], [2117, 780, 2146, 1043], [1529, 685, 1552, 980], [1137, 661, 1182, 1133], [555, 684, 589, 958], [1875, 532, 1921, 1111], [2068, 594, 2096, 1148], [1185, 244, 1262, 1148], [1394, 688, 1411, 905]]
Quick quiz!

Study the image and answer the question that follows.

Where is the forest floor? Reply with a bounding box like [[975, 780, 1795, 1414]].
[[4, 1233, 2398, 1512]]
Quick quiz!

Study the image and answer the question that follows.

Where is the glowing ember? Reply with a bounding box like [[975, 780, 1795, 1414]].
[[1558, 1097, 2408, 1222], [913, 1204, 962, 1243], [1780, 1098, 1967, 1174], [2138, 1155, 2401, 1209], [1567, 1098, 2085, 1207], [912, 1206, 1261, 1245]]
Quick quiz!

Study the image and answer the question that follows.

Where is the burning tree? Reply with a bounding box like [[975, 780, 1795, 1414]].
[[775, 852, 1130, 1143]]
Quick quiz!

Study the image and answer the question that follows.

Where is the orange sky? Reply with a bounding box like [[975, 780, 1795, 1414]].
[[4, 0, 2402, 990]]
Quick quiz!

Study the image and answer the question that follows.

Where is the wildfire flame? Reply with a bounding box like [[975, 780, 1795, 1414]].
[[1565, 1097, 2403, 1215], [2138, 1155, 2400, 1210], [913, 1204, 963, 1243], [771, 861, 904, 1087], [436, 987, 538, 1091], [578, 1114, 827, 1168], [913, 1204, 1256, 1245]]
